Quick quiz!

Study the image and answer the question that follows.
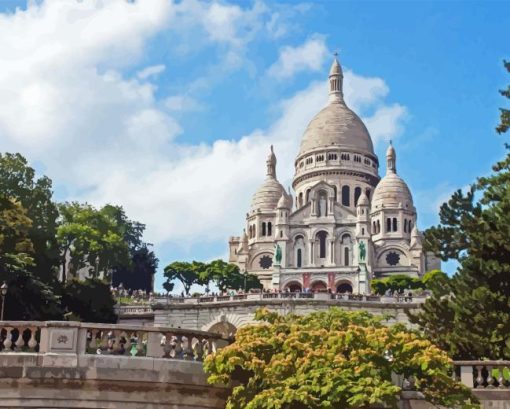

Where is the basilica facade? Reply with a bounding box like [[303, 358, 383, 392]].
[[228, 58, 439, 293]]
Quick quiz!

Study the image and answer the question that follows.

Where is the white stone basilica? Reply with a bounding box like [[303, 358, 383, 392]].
[[228, 58, 439, 293]]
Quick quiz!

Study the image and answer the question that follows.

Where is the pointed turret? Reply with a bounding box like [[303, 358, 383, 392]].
[[386, 141, 396, 174], [266, 145, 277, 178], [410, 224, 422, 248], [329, 55, 344, 103]]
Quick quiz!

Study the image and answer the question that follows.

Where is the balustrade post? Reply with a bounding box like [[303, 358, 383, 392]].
[[146, 331, 163, 358], [39, 321, 80, 354], [460, 365, 474, 388]]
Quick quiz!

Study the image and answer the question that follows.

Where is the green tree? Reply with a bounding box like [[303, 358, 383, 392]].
[[57, 202, 131, 281], [112, 244, 158, 292], [0, 196, 61, 320], [409, 60, 510, 359], [163, 261, 206, 295], [496, 60, 510, 134], [371, 274, 425, 295], [62, 278, 117, 323], [0, 153, 60, 284], [204, 308, 477, 409], [202, 259, 262, 292]]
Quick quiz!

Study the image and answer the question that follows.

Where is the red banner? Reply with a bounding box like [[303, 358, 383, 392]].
[[328, 272, 335, 290], [302, 273, 311, 289]]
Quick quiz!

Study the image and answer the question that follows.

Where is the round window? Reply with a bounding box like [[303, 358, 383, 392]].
[[386, 252, 400, 266]]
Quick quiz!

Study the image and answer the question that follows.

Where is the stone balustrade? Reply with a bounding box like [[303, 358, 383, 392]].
[[0, 321, 229, 360], [151, 292, 427, 305], [455, 361, 510, 389]]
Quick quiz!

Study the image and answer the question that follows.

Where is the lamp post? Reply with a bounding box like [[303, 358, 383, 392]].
[[1, 282, 8, 321]]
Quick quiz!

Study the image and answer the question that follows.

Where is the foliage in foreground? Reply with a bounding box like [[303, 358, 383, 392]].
[[410, 60, 510, 359], [204, 308, 477, 409]]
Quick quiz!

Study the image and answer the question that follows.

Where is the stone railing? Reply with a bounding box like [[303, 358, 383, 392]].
[[454, 361, 510, 389], [152, 292, 427, 305], [0, 321, 229, 361], [114, 304, 154, 315]]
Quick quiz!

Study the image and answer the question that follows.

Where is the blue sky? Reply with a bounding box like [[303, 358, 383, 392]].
[[0, 1, 508, 291]]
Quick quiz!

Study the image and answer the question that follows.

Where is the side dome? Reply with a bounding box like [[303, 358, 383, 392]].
[[372, 173, 413, 210], [371, 142, 414, 210], [251, 178, 286, 213], [298, 58, 375, 157], [250, 146, 286, 213]]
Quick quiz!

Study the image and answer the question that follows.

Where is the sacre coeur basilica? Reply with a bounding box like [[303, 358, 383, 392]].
[[228, 57, 440, 293]]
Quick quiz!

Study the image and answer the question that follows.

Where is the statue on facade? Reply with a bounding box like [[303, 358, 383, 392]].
[[275, 244, 282, 265], [359, 241, 366, 262]]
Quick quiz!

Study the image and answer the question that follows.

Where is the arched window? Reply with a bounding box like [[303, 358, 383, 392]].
[[297, 249, 302, 268], [317, 231, 327, 259], [393, 218, 398, 232], [306, 189, 311, 204], [373, 221, 376, 233], [262, 222, 266, 236], [404, 219, 408, 233], [333, 186, 337, 202], [354, 187, 362, 206], [386, 218, 391, 232], [298, 192, 303, 208], [342, 186, 350, 207], [409, 220, 413, 231], [377, 220, 381, 234], [249, 225, 252, 238], [253, 225, 256, 237], [268, 222, 272, 236], [365, 188, 371, 199], [344, 247, 349, 266]]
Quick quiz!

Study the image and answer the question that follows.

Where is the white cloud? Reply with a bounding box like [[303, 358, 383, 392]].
[[164, 95, 204, 112], [267, 35, 329, 80], [137, 64, 166, 80], [0, 0, 408, 257]]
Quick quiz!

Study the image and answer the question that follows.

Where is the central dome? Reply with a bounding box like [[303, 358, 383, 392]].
[[298, 102, 374, 156], [297, 58, 375, 158]]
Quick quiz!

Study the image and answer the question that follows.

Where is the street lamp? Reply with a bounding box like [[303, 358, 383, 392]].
[[1, 282, 8, 321]]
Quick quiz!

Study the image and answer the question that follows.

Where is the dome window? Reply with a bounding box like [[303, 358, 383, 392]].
[[354, 187, 362, 206], [341, 186, 350, 207], [268, 222, 272, 236]]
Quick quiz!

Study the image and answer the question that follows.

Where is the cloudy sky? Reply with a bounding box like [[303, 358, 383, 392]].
[[0, 0, 508, 291]]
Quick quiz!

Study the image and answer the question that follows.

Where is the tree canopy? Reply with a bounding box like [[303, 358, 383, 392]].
[[409, 60, 510, 359], [204, 308, 477, 409], [163, 259, 262, 295]]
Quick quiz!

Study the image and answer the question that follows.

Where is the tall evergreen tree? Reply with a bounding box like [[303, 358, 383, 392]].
[[409, 60, 510, 359]]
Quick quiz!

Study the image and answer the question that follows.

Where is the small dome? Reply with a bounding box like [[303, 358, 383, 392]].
[[371, 172, 413, 210], [277, 192, 292, 209], [372, 142, 413, 211], [251, 177, 286, 213], [357, 191, 369, 206]]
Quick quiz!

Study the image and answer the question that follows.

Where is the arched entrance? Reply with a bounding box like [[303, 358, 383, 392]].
[[284, 282, 302, 292], [208, 322, 237, 338], [311, 281, 327, 292], [336, 282, 353, 294]]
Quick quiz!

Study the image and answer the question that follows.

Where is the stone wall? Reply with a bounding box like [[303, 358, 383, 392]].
[[150, 296, 422, 332], [0, 353, 227, 408]]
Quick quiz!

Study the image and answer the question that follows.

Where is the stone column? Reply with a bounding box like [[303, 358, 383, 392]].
[[308, 239, 314, 266]]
